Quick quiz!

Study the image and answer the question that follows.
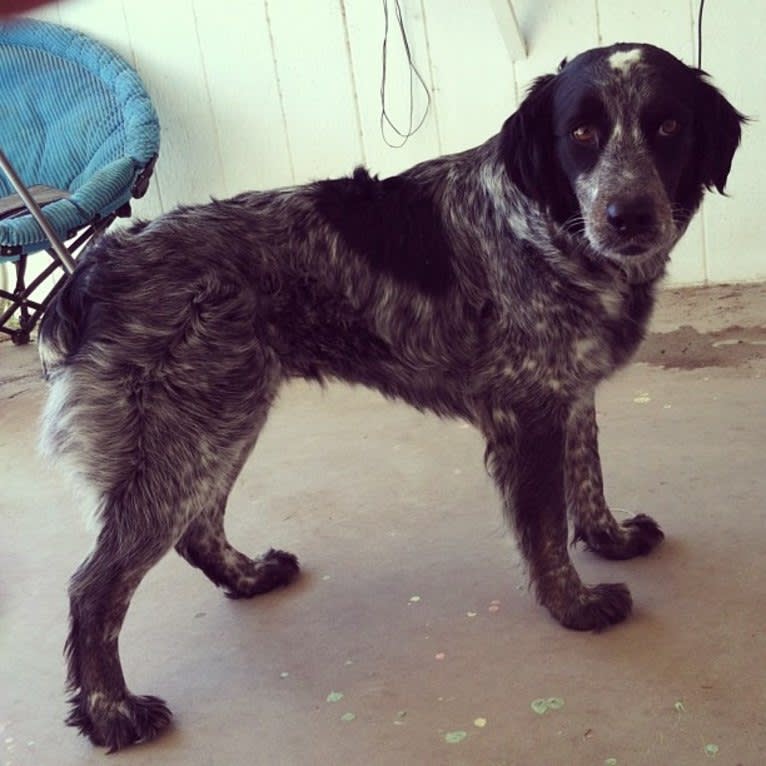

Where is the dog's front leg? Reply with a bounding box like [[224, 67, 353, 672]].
[[483, 405, 633, 630], [566, 393, 665, 559]]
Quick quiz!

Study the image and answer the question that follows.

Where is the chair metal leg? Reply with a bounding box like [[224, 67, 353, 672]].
[[0, 148, 76, 274], [0, 149, 123, 343], [13, 257, 32, 344], [0, 215, 116, 343]]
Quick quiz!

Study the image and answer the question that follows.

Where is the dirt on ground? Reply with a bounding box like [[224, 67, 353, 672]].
[[635, 282, 766, 373]]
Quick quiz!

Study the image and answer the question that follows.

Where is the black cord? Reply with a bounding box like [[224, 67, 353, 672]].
[[697, 0, 706, 70], [380, 0, 431, 148]]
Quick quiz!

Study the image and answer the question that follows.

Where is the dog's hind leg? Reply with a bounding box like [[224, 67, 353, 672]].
[[65, 504, 178, 752], [64, 422, 294, 749], [483, 404, 633, 631], [176, 497, 299, 598], [566, 394, 665, 559], [175, 430, 299, 599], [46, 275, 295, 748], [176, 502, 299, 599]]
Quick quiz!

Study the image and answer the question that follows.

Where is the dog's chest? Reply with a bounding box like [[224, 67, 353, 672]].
[[492, 281, 653, 398]]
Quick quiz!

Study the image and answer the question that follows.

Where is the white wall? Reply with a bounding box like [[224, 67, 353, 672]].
[[15, 0, 766, 285]]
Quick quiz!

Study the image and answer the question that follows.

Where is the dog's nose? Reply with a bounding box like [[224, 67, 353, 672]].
[[606, 196, 656, 237]]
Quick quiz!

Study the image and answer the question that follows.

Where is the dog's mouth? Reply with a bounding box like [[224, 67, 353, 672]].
[[585, 224, 673, 260], [579, 221, 675, 282], [617, 242, 651, 256]]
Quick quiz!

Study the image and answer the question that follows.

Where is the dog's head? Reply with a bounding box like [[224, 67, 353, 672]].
[[501, 43, 745, 276]]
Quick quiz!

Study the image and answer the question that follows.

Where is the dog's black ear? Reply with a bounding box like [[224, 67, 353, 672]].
[[500, 74, 555, 199], [695, 74, 746, 193], [500, 74, 574, 223]]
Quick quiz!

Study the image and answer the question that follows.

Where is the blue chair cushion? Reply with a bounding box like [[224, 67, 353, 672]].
[[0, 19, 159, 257]]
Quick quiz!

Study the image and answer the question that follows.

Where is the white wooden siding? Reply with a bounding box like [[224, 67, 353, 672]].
[[11, 0, 766, 285]]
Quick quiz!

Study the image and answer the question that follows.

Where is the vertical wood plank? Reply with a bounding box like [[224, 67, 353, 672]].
[[663, 215, 706, 286], [698, 0, 765, 284], [122, 0, 226, 208], [266, 0, 363, 182], [488, 0, 527, 59], [421, 0, 517, 153], [597, 0, 694, 60], [192, 0, 293, 193], [343, 0, 440, 177], [512, 0, 600, 92]]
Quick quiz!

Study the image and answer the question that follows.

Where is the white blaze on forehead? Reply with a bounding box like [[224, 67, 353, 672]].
[[609, 48, 643, 74]]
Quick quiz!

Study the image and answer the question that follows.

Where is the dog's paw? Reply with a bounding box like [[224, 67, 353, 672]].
[[66, 691, 172, 752], [224, 548, 300, 599], [555, 582, 633, 631], [576, 513, 664, 560], [537, 572, 633, 632]]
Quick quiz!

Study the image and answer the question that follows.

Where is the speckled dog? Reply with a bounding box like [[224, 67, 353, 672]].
[[39, 43, 743, 751]]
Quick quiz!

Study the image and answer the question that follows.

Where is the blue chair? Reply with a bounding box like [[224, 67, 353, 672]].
[[0, 18, 159, 344]]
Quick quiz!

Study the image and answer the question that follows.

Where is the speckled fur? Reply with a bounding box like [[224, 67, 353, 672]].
[[38, 43, 743, 750]]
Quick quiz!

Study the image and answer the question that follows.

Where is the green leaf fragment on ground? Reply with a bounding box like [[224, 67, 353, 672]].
[[340, 712, 356, 722], [704, 743, 719, 757], [531, 697, 564, 714], [326, 691, 344, 703], [444, 731, 467, 744]]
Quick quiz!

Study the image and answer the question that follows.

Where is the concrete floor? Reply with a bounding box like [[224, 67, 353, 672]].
[[1, 284, 764, 765]]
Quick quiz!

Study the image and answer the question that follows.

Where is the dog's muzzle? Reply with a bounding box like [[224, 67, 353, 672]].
[[586, 188, 674, 260]]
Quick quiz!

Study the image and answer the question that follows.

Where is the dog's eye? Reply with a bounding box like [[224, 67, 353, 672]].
[[571, 125, 599, 145], [658, 119, 681, 137]]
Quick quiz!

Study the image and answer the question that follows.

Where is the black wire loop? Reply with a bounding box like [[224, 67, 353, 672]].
[[380, 0, 432, 148]]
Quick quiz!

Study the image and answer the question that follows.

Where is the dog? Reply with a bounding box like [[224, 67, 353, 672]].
[[38, 42, 744, 751]]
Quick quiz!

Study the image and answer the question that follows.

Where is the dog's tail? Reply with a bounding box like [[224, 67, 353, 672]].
[[38, 254, 95, 379]]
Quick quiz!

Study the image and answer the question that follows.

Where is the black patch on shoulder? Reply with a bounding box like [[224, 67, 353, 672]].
[[314, 167, 454, 296]]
